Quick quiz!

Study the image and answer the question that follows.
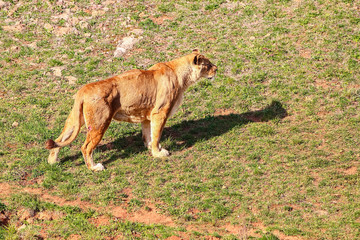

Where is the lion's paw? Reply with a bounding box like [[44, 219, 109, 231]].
[[92, 163, 105, 171], [152, 148, 170, 158]]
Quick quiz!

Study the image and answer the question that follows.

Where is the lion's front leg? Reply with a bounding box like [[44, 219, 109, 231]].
[[150, 112, 169, 158]]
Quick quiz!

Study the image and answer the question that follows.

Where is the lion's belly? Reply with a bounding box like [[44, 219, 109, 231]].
[[113, 110, 150, 123]]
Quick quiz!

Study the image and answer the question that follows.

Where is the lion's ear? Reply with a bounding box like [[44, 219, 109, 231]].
[[193, 54, 205, 65], [193, 49, 200, 54], [193, 55, 200, 65]]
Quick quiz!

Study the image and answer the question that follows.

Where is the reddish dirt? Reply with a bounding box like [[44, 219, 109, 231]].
[[343, 166, 357, 175], [299, 49, 312, 59], [0, 182, 294, 239], [165, 236, 183, 240], [90, 215, 110, 227], [150, 15, 174, 25]]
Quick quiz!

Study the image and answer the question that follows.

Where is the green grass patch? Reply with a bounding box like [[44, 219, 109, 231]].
[[1, 0, 360, 239]]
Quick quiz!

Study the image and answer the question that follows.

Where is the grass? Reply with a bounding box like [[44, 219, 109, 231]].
[[1, 0, 360, 239]]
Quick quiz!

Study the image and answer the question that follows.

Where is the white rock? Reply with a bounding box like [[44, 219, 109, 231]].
[[12, 121, 19, 127], [114, 36, 143, 57]]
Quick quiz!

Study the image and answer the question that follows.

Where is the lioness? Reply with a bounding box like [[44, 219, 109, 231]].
[[45, 50, 217, 171]]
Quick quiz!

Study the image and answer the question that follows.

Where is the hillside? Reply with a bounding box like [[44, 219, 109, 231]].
[[1, 0, 360, 239]]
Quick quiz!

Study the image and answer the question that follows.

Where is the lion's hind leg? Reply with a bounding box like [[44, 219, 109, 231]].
[[142, 120, 151, 149], [81, 104, 112, 171]]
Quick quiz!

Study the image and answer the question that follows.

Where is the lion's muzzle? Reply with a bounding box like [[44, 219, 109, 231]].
[[207, 65, 217, 80]]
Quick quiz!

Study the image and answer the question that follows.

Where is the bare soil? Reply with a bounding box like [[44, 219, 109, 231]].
[[0, 182, 279, 239]]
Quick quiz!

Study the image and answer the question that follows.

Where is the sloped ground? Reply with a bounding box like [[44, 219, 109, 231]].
[[1, 0, 360, 239]]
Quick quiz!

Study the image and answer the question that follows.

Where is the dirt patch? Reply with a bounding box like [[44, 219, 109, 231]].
[[165, 236, 183, 240], [22, 186, 101, 211], [150, 15, 174, 25], [273, 230, 303, 240], [0, 182, 283, 238], [112, 203, 175, 227], [69, 234, 81, 240], [90, 215, 110, 227], [0, 182, 175, 227], [313, 79, 342, 90], [343, 166, 357, 175], [0, 182, 13, 196], [214, 108, 237, 116], [299, 49, 312, 59]]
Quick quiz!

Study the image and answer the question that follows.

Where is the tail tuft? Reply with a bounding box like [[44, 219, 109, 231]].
[[45, 139, 57, 149]]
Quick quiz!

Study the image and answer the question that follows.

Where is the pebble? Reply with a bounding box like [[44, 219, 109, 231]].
[[65, 76, 77, 85]]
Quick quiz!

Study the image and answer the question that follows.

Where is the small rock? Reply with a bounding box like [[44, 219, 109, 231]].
[[18, 224, 26, 231], [65, 76, 77, 85], [44, 23, 53, 31], [54, 26, 72, 36], [27, 42, 37, 49], [249, 36, 255, 41], [51, 66, 65, 77], [12, 121, 19, 127], [38, 211, 53, 221], [131, 28, 144, 36], [315, 210, 328, 216], [71, 16, 79, 25], [0, 0, 9, 8], [79, 21, 89, 29]]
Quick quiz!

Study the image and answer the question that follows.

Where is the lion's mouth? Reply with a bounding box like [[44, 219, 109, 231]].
[[207, 76, 215, 80]]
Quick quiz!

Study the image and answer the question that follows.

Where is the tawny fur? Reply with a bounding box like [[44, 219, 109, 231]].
[[46, 50, 217, 171]]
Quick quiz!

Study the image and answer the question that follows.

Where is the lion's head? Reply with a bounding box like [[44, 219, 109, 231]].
[[192, 49, 217, 80]]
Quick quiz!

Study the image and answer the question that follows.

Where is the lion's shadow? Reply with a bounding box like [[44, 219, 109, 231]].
[[63, 100, 287, 166]]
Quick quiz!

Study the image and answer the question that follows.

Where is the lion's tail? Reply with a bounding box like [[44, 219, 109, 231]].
[[45, 96, 84, 149]]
